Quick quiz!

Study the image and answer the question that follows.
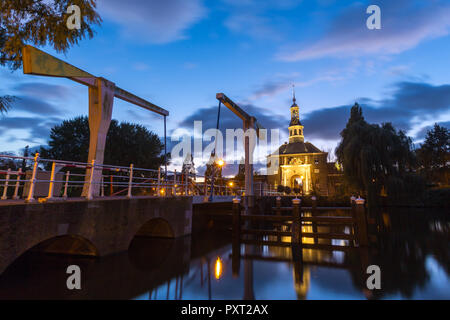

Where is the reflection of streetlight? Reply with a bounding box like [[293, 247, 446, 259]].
[[214, 257, 223, 280]]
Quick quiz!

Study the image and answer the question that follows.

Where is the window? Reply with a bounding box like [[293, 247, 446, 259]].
[[314, 159, 319, 165], [314, 169, 320, 173]]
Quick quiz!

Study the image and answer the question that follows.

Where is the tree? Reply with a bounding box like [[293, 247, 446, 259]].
[[0, 0, 101, 70], [39, 116, 167, 169], [416, 124, 450, 184], [336, 103, 417, 204], [0, 95, 15, 113]]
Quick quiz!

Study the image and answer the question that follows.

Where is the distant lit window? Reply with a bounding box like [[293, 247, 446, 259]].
[[314, 169, 320, 173], [314, 159, 319, 165]]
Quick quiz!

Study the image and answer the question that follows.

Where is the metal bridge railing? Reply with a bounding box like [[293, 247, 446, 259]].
[[0, 153, 282, 202]]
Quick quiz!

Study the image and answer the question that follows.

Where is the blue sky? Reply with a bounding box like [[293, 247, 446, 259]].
[[1, 0, 449, 173]]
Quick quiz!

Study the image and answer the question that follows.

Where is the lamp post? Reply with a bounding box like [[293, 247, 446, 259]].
[[208, 157, 225, 202]]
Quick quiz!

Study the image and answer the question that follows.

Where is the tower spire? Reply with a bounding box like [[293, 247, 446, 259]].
[[292, 84, 296, 104]]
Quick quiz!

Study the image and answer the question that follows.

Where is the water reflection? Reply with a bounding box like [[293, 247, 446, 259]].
[[0, 209, 449, 300]]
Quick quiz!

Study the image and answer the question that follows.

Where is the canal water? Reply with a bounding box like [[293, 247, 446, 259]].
[[0, 209, 448, 300]]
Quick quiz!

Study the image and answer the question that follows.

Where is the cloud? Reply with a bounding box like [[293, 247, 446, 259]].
[[11, 96, 64, 116], [98, 0, 206, 44], [277, 0, 450, 61], [302, 81, 450, 141], [13, 83, 70, 101], [0, 116, 61, 143]]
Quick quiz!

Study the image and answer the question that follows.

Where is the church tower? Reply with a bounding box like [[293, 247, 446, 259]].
[[288, 86, 304, 143]]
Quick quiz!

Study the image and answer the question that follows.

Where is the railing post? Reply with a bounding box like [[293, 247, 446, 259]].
[[157, 167, 161, 196], [350, 195, 357, 245], [63, 171, 70, 198], [173, 169, 177, 196], [47, 161, 57, 199], [127, 164, 134, 198], [12, 168, 22, 200], [101, 176, 105, 197], [1, 168, 11, 200], [26, 153, 40, 203], [292, 198, 302, 244], [355, 197, 368, 246], [86, 160, 95, 200]]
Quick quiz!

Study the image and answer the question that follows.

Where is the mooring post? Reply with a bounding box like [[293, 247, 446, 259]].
[[350, 195, 357, 245], [63, 171, 70, 198], [1, 168, 11, 200], [276, 196, 282, 241], [26, 153, 40, 203], [47, 161, 57, 199], [355, 197, 368, 246], [311, 195, 318, 244], [127, 164, 134, 198], [292, 198, 302, 244], [232, 197, 241, 241], [12, 168, 22, 200]]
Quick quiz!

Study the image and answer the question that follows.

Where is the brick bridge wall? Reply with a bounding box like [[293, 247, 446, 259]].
[[0, 196, 192, 275]]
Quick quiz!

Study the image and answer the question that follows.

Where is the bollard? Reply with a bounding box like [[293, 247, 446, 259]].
[[12, 168, 22, 200], [1, 168, 11, 200], [26, 153, 40, 202], [291, 198, 302, 244], [127, 164, 134, 198], [47, 162, 57, 199], [311, 196, 318, 244], [355, 197, 368, 246], [86, 160, 95, 200]]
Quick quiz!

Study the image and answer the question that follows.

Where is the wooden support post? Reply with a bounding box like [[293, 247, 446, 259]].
[[12, 168, 22, 200], [1, 168, 11, 200], [232, 197, 241, 277], [311, 195, 318, 244], [350, 196, 357, 245], [86, 160, 96, 200], [100, 176, 105, 197], [355, 197, 368, 246], [276, 196, 282, 241], [292, 198, 302, 244]]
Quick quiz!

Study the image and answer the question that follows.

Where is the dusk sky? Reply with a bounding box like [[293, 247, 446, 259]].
[[1, 0, 450, 174]]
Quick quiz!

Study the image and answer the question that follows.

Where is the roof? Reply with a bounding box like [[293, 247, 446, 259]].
[[274, 141, 324, 155]]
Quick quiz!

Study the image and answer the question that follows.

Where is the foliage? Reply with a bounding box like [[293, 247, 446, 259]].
[[284, 186, 291, 195], [416, 124, 450, 185], [277, 185, 284, 193], [0, 0, 101, 70], [39, 116, 167, 169], [336, 103, 418, 204], [0, 95, 16, 113]]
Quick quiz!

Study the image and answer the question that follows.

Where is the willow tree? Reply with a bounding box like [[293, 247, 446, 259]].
[[336, 103, 417, 204]]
